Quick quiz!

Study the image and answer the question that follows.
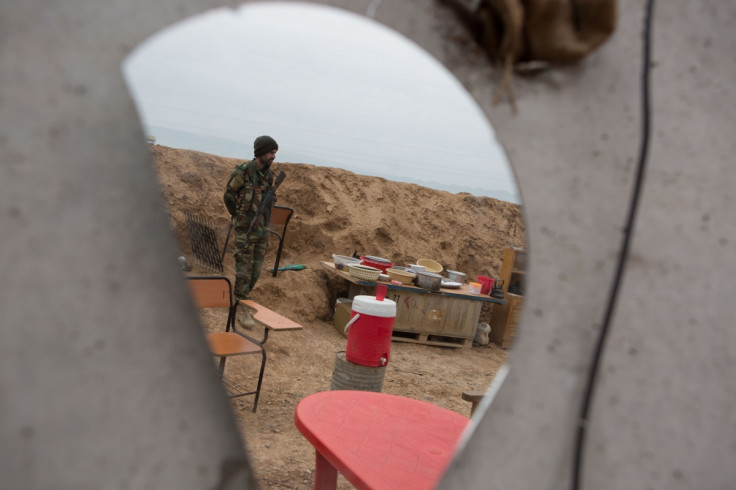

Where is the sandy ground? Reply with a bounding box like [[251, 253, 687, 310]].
[[152, 145, 526, 489]]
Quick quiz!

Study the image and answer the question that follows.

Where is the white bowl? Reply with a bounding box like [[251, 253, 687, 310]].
[[333, 254, 361, 271]]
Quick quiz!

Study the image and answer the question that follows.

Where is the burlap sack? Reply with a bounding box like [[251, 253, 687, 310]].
[[443, 0, 617, 111]]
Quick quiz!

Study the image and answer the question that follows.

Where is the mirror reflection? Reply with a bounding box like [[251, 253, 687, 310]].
[[123, 3, 526, 487]]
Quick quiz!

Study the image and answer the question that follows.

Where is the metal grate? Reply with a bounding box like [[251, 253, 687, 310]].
[[185, 213, 224, 273]]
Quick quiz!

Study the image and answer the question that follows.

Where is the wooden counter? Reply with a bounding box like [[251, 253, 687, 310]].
[[321, 261, 506, 348]]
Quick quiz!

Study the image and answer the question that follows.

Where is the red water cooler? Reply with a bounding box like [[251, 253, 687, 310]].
[[344, 294, 396, 367]]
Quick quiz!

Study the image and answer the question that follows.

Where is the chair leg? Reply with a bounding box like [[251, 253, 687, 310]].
[[272, 237, 285, 277], [252, 348, 267, 413]]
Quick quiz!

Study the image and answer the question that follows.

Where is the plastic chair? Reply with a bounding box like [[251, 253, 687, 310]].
[[187, 275, 265, 412], [267, 205, 294, 277]]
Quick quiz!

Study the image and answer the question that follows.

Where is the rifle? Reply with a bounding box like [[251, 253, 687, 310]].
[[221, 170, 286, 264]]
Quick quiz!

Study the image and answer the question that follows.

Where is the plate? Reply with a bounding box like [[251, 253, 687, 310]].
[[441, 281, 462, 289], [362, 255, 392, 264]]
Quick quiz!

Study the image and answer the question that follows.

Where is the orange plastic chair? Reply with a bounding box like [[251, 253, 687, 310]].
[[187, 276, 265, 412]]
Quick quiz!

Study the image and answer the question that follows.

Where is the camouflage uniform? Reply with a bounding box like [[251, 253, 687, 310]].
[[224, 160, 274, 300]]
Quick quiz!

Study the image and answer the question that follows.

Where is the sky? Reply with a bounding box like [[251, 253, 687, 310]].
[[122, 2, 520, 203]]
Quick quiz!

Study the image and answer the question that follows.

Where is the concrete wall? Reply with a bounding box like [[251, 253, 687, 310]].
[[1, 0, 734, 488]]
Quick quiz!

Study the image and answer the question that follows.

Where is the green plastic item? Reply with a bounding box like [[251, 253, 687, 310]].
[[268, 264, 307, 272]]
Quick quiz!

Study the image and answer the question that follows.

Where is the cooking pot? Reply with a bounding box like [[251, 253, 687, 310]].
[[415, 271, 443, 292], [445, 270, 466, 283]]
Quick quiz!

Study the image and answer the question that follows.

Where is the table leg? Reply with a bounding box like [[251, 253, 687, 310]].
[[313, 450, 338, 490]]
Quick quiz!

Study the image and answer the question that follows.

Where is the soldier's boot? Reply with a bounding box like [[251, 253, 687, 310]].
[[236, 305, 256, 329]]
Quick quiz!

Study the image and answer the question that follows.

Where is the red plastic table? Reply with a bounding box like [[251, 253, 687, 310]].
[[294, 390, 470, 490]]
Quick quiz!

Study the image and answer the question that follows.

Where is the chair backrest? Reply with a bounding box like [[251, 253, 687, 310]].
[[185, 213, 224, 273], [187, 276, 233, 309], [270, 205, 293, 228]]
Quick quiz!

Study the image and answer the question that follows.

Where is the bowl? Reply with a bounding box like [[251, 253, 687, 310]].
[[333, 254, 361, 271], [360, 255, 394, 272], [408, 264, 426, 273], [348, 263, 381, 281], [445, 270, 467, 283], [417, 259, 443, 274], [386, 267, 416, 285], [415, 271, 443, 292]]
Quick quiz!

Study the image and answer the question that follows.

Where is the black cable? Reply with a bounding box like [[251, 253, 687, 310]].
[[571, 0, 656, 488]]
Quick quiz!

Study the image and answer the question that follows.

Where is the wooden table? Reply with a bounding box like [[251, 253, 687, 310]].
[[294, 390, 470, 490], [321, 261, 506, 348]]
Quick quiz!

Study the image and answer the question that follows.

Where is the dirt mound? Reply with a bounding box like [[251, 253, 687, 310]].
[[152, 144, 524, 315]]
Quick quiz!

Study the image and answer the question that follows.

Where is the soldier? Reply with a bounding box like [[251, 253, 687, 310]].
[[224, 135, 278, 328]]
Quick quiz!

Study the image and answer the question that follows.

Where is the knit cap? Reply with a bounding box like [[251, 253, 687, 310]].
[[254, 135, 278, 157]]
